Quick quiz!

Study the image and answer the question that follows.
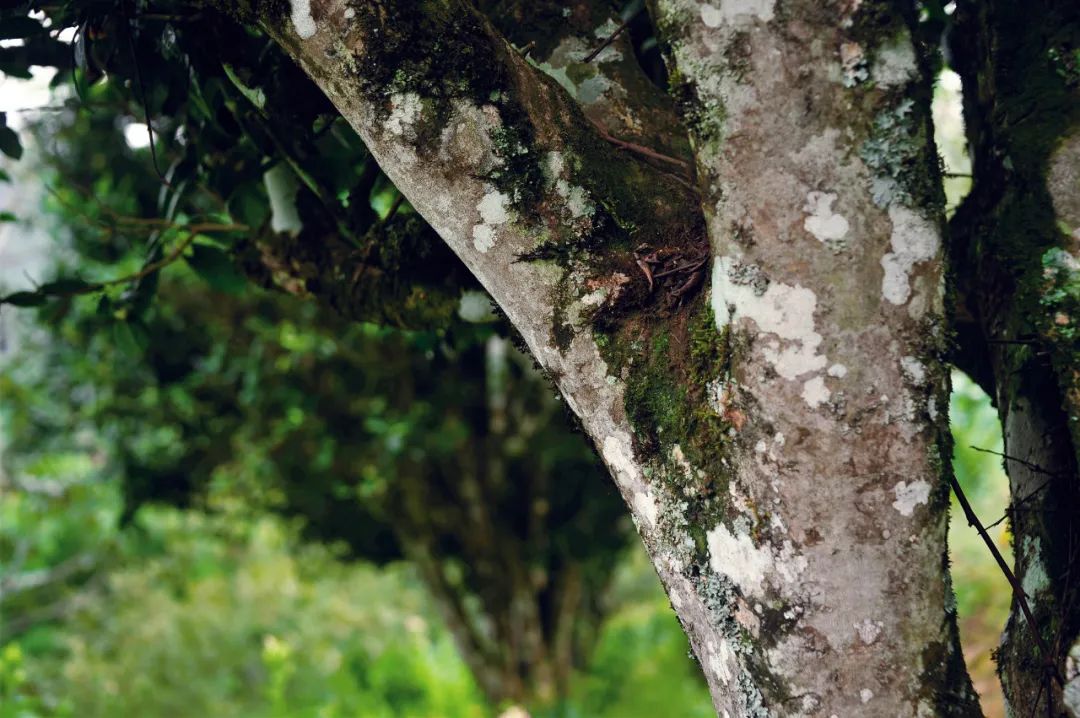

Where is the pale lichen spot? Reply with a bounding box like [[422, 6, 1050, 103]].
[[827, 363, 848, 378], [860, 688, 874, 703], [289, 0, 318, 39], [801, 375, 830, 408], [472, 225, 497, 253], [699, 0, 775, 26], [892, 480, 931, 516], [707, 523, 773, 597], [601, 433, 642, 490], [386, 92, 423, 137], [633, 491, 659, 529], [880, 205, 940, 306], [900, 355, 927, 385], [871, 34, 917, 88], [472, 188, 512, 253], [1021, 536, 1050, 597], [555, 179, 594, 219], [803, 191, 850, 248], [713, 256, 827, 380], [854, 618, 883, 645]]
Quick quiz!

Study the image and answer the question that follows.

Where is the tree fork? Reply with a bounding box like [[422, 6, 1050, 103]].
[[234, 0, 984, 713]]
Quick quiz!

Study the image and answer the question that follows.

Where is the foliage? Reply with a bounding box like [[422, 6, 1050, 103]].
[[1, 506, 712, 718]]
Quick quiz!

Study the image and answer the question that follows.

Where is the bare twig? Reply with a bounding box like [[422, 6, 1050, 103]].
[[970, 445, 1062, 477], [587, 117, 690, 172], [985, 479, 1051, 530], [950, 474, 1063, 686], [582, 7, 644, 63]]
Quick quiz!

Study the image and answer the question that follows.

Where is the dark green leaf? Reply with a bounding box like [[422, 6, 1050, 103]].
[[0, 124, 22, 160], [185, 242, 247, 294], [111, 319, 149, 356], [0, 211, 16, 222], [226, 181, 269, 229]]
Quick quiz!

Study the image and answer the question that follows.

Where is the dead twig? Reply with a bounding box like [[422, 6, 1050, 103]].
[[950, 474, 1064, 687], [589, 117, 690, 172]]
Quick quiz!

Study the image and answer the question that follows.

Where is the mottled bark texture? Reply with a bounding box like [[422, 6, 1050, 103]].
[[950, 1, 1080, 714], [235, 0, 981, 714]]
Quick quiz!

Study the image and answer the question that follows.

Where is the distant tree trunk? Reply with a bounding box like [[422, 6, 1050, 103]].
[[949, 1, 1080, 713], [221, 0, 1077, 713]]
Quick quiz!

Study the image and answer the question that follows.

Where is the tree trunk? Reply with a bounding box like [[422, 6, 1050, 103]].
[[949, 1, 1080, 713], [236, 0, 984, 713]]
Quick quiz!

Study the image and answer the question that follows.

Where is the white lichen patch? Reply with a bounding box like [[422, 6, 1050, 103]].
[[263, 164, 302, 237], [1021, 536, 1050, 597], [601, 432, 643, 490], [386, 92, 423, 137], [860, 688, 875, 703], [891, 480, 931, 516], [544, 151, 566, 182], [289, 0, 318, 39], [803, 191, 850, 248], [900, 356, 927, 385], [827, 363, 848, 378], [871, 34, 917, 88], [699, 0, 775, 26], [472, 188, 512, 253], [854, 618, 883, 645], [713, 256, 827, 380], [633, 491, 659, 529], [880, 205, 940, 305], [707, 523, 804, 598], [801, 376, 830, 408], [555, 179, 594, 219]]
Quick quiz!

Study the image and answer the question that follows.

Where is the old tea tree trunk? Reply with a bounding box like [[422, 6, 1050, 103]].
[[234, 0, 984, 714]]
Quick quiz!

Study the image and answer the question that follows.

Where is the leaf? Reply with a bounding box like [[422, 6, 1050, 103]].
[[0, 123, 22, 160], [185, 242, 247, 294], [0, 211, 15, 222], [111, 319, 149, 356], [1, 291, 46, 307], [227, 181, 269, 229]]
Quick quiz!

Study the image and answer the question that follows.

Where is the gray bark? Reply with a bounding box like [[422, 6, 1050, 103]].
[[241, 0, 981, 714]]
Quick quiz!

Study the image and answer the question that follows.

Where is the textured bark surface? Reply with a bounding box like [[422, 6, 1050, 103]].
[[237, 0, 982, 714], [647, 1, 977, 714], [950, 0, 1080, 713]]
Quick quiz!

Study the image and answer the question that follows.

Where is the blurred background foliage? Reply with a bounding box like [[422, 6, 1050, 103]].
[[0, 2, 1011, 717]]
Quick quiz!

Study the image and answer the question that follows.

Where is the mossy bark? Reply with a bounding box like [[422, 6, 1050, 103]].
[[233, 0, 985, 713], [950, 0, 1080, 713]]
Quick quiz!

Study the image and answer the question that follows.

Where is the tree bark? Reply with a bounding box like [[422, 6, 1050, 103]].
[[237, 0, 981, 713], [950, 1, 1080, 713]]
